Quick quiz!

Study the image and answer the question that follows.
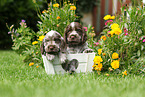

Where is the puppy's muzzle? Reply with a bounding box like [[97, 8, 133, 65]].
[[47, 45, 59, 54]]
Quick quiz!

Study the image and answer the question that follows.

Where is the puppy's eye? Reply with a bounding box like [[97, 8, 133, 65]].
[[54, 38, 60, 42]]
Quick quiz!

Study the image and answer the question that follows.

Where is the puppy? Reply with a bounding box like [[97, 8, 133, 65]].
[[64, 22, 93, 54], [40, 30, 78, 74], [41, 30, 66, 63]]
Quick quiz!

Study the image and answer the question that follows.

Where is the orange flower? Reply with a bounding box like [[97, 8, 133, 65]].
[[36, 66, 39, 68], [100, 35, 106, 41], [56, 16, 61, 20], [29, 62, 34, 66]]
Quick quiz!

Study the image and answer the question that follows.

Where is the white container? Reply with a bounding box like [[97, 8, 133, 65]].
[[42, 53, 95, 74]]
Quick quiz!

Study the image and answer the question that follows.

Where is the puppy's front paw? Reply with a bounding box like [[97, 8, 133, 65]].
[[83, 49, 93, 53], [60, 53, 67, 63], [46, 53, 55, 61]]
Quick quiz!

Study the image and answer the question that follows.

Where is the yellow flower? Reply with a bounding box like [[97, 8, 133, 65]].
[[108, 30, 115, 37], [38, 35, 45, 41], [110, 16, 115, 19], [32, 41, 38, 45], [70, 5, 76, 10], [111, 60, 120, 69], [98, 49, 102, 55], [105, 73, 109, 76], [29, 62, 34, 66], [112, 28, 122, 35], [56, 16, 61, 20], [100, 35, 106, 41], [36, 66, 39, 68], [94, 56, 103, 64], [95, 63, 103, 71], [103, 15, 111, 20], [122, 70, 127, 75], [53, 3, 59, 7], [36, 52, 38, 55], [112, 52, 119, 59], [111, 23, 119, 29]]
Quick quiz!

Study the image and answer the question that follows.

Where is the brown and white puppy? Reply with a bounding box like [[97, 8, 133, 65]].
[[40, 30, 78, 73], [40, 30, 66, 64], [64, 22, 93, 54]]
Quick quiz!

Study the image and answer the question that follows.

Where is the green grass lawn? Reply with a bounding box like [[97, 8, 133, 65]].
[[0, 50, 145, 97]]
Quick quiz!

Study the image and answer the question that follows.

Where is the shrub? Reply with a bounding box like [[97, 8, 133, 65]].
[[91, 5, 145, 75], [8, 1, 78, 67]]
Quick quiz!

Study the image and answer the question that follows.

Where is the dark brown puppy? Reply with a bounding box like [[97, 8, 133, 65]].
[[64, 22, 93, 54]]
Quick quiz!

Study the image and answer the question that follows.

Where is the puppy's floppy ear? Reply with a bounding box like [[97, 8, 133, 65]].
[[81, 27, 88, 44], [64, 25, 71, 44], [60, 37, 66, 53], [40, 41, 45, 55]]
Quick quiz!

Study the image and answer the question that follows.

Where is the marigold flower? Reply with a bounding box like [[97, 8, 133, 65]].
[[113, 28, 122, 35], [29, 62, 34, 66], [108, 30, 115, 37], [36, 66, 39, 68], [110, 16, 115, 19], [56, 16, 61, 20], [103, 15, 111, 20], [95, 63, 102, 71], [111, 23, 119, 29], [122, 70, 127, 75], [98, 49, 102, 55], [53, 3, 59, 7], [38, 35, 45, 41], [36, 52, 38, 55], [70, 5, 76, 10], [112, 52, 119, 59], [111, 60, 120, 69], [94, 56, 103, 64], [32, 41, 38, 45], [102, 53, 106, 56], [100, 35, 106, 41]]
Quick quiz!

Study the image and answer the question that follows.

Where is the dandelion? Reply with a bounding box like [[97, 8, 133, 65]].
[[103, 15, 111, 20], [111, 60, 120, 69], [111, 23, 119, 29], [112, 52, 119, 59], [98, 49, 102, 55], [56, 16, 61, 20], [70, 5, 76, 10], [29, 62, 34, 66], [94, 56, 103, 64], [38, 35, 45, 41], [53, 3, 59, 7], [32, 41, 38, 45], [100, 35, 106, 41]]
